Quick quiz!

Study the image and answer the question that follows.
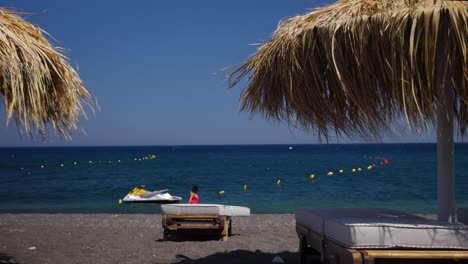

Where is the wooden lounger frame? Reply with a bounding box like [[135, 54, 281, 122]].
[[297, 224, 468, 264], [162, 214, 231, 241]]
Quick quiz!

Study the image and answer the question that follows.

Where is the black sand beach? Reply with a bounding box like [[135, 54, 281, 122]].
[[0, 214, 299, 264]]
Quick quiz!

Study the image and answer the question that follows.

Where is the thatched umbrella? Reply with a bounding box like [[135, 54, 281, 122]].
[[0, 9, 93, 139], [229, 0, 468, 222]]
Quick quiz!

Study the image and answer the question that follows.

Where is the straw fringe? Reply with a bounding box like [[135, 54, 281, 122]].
[[228, 0, 468, 141], [0, 9, 94, 139]]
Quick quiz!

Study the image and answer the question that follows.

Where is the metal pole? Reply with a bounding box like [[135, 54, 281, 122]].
[[437, 70, 455, 222]]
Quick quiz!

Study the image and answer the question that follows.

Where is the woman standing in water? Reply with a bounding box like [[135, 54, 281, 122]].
[[189, 185, 199, 204]]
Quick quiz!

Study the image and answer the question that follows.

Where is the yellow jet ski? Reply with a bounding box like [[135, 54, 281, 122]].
[[122, 185, 182, 203]]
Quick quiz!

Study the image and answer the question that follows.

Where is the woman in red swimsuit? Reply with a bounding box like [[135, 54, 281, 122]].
[[189, 185, 199, 204]]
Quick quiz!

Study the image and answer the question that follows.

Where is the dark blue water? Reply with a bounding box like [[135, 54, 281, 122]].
[[1, 144, 468, 214]]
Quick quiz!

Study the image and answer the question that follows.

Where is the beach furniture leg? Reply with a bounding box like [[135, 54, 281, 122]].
[[162, 215, 167, 227], [299, 236, 309, 264], [228, 218, 232, 237], [324, 240, 361, 264], [221, 216, 229, 241], [161, 215, 169, 240], [299, 236, 322, 264]]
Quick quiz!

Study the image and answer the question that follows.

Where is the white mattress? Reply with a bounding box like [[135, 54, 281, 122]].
[[296, 208, 468, 249], [161, 204, 250, 217]]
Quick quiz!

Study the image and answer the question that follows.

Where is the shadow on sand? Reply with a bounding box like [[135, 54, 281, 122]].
[[0, 252, 18, 264], [172, 250, 299, 264], [155, 232, 243, 242]]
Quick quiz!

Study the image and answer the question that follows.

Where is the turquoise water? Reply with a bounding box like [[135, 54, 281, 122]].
[[1, 144, 468, 214]]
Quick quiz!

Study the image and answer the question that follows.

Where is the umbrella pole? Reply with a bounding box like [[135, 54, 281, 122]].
[[437, 72, 455, 223]]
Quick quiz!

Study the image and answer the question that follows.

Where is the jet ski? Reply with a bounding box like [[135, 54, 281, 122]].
[[122, 186, 182, 203]]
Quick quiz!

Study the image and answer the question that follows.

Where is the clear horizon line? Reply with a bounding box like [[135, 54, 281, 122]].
[[2, 142, 467, 148]]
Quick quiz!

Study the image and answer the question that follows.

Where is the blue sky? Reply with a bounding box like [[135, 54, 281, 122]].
[[0, 0, 436, 146]]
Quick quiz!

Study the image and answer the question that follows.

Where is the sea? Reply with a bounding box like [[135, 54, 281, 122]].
[[1, 144, 468, 214]]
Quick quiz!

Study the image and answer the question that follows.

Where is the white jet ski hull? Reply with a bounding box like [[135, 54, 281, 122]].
[[122, 194, 182, 204]]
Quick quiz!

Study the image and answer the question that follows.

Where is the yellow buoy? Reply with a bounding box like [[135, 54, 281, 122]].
[[219, 190, 225, 195], [339, 169, 344, 174], [357, 168, 362, 172], [309, 174, 315, 180], [327, 172, 333, 176], [367, 165, 373, 170], [40, 165, 44, 169], [60, 164, 64, 167], [352, 168, 356, 173], [73, 162, 77, 165], [118, 199, 122, 204], [243, 184, 247, 190], [277, 180, 281, 185]]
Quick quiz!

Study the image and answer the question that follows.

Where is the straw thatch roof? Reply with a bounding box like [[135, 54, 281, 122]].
[[228, 0, 468, 141], [0, 9, 93, 139]]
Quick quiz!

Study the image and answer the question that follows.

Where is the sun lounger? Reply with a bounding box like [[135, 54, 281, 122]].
[[161, 204, 250, 241], [296, 208, 468, 264]]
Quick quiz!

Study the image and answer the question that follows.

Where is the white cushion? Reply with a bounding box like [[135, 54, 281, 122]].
[[296, 208, 468, 249], [161, 204, 250, 217], [296, 208, 414, 234]]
